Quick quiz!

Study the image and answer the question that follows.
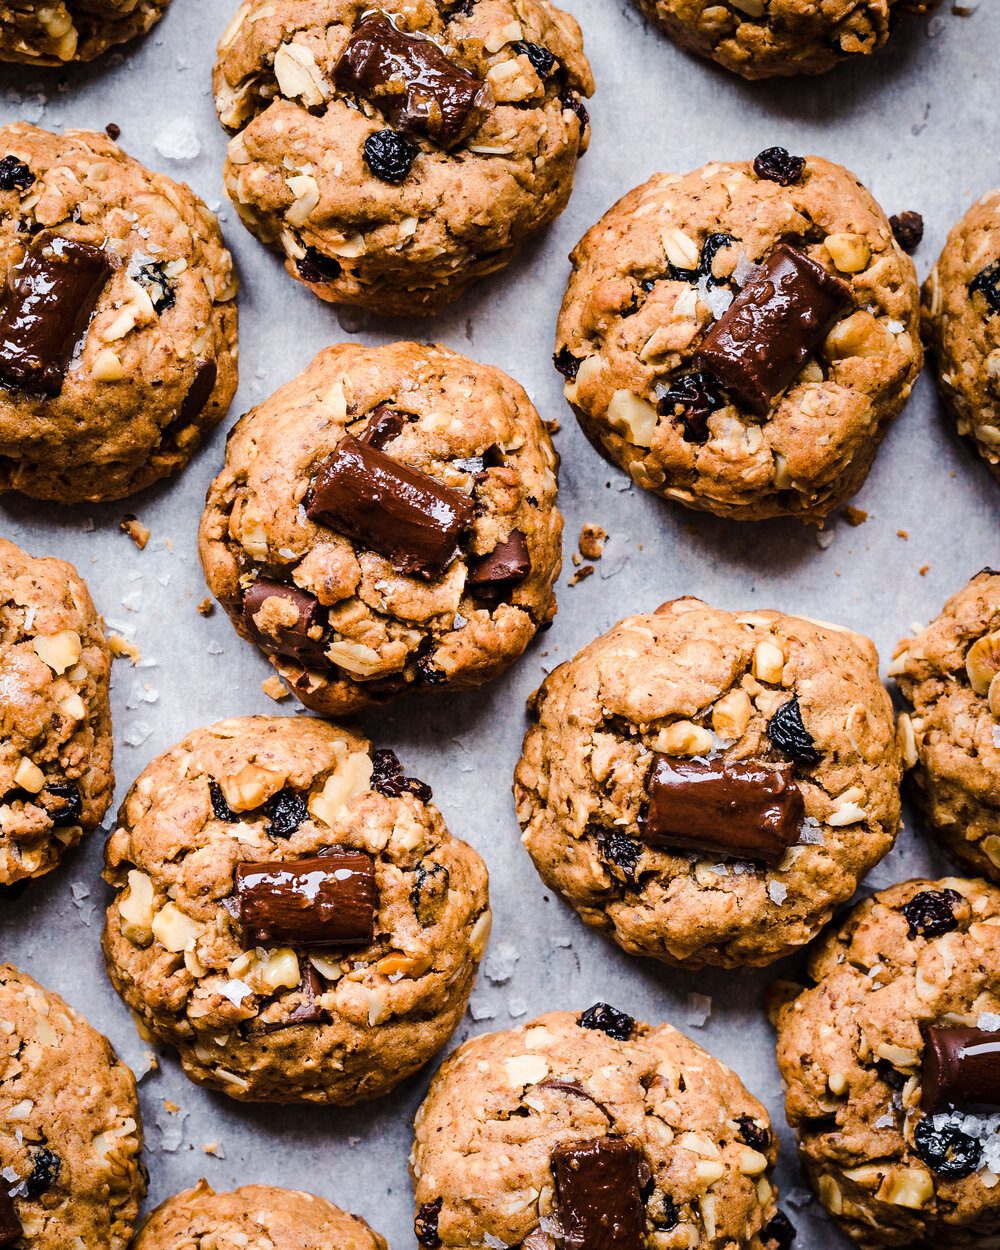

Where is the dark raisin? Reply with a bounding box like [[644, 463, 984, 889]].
[[415, 654, 447, 686], [134, 262, 176, 313], [411, 862, 450, 926], [371, 748, 432, 802], [297, 247, 342, 284], [23, 1147, 60, 1200], [889, 211, 924, 253], [753, 147, 806, 187], [105, 123, 121, 140], [553, 347, 581, 380], [559, 88, 589, 147], [363, 129, 418, 184], [914, 1115, 983, 1178], [650, 1194, 679, 1230], [46, 783, 81, 828], [901, 888, 964, 940], [515, 41, 556, 76], [0, 155, 35, 192], [736, 1114, 770, 1151], [578, 1002, 635, 1041], [415, 1198, 443, 1248], [657, 372, 721, 444], [767, 696, 819, 764], [265, 787, 308, 838], [761, 1210, 796, 1250], [597, 828, 642, 883], [970, 259, 1000, 316], [873, 1058, 907, 1091], [665, 232, 735, 287], [208, 780, 235, 821]]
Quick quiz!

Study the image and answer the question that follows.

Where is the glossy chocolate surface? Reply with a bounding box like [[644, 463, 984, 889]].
[[242, 579, 327, 664], [552, 1137, 645, 1250], [235, 851, 376, 948], [922, 1026, 1000, 1111], [467, 529, 530, 586]]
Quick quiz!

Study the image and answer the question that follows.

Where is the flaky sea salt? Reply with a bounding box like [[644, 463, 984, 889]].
[[979, 1013, 1000, 1032], [768, 881, 788, 905], [154, 117, 201, 160], [686, 993, 712, 1027]]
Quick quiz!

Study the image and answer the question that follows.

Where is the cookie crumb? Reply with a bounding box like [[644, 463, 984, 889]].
[[196, 597, 215, 617], [262, 675, 290, 701], [544, 418, 560, 436], [163, 1099, 180, 1114], [109, 634, 142, 664], [202, 1140, 226, 1158], [578, 523, 607, 561], [842, 505, 868, 527], [897, 529, 909, 540], [119, 514, 150, 550], [569, 564, 595, 586], [919, 564, 930, 576]]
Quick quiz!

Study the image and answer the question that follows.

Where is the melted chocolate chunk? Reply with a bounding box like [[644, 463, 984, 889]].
[[921, 1026, 1000, 1112], [753, 147, 805, 187], [364, 128, 419, 183], [209, 779, 235, 821], [657, 372, 721, 444], [46, 782, 81, 827], [766, 696, 819, 764], [515, 41, 556, 76], [178, 358, 217, 424], [761, 1211, 796, 1250], [297, 247, 342, 284], [902, 888, 963, 940], [578, 1002, 635, 1041], [597, 828, 642, 883], [468, 529, 530, 587], [262, 963, 327, 1031], [23, 1147, 60, 1200], [889, 211, 924, 254], [970, 259, 1000, 316], [641, 755, 803, 864], [736, 1115, 770, 1152], [135, 261, 176, 313], [371, 747, 432, 802], [552, 1137, 645, 1250], [0, 237, 112, 395], [307, 436, 474, 580], [694, 243, 853, 416], [0, 1186, 21, 1249], [265, 787, 309, 838], [334, 13, 491, 149], [553, 347, 581, 379], [914, 1115, 983, 1178], [415, 1198, 442, 1248], [242, 579, 327, 665], [235, 852, 376, 948], [358, 403, 409, 449], [0, 155, 35, 192]]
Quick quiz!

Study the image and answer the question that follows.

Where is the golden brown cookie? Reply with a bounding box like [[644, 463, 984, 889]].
[[0, 0, 170, 63]]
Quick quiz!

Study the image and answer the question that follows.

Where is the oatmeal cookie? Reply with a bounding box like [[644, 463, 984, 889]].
[[0, 963, 145, 1250], [199, 341, 561, 715], [0, 123, 238, 503], [133, 1180, 387, 1250], [555, 154, 922, 522], [411, 1007, 790, 1250], [774, 877, 1000, 1249], [514, 596, 902, 968], [0, 536, 113, 890], [923, 190, 1000, 482], [0, 0, 169, 63], [102, 716, 491, 1104], [213, 0, 593, 315], [893, 570, 1000, 880]]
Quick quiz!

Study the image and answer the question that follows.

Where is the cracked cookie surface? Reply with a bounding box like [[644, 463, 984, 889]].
[[555, 156, 922, 522], [0, 0, 169, 63], [213, 0, 593, 315], [102, 715, 491, 1104], [514, 596, 902, 968], [774, 877, 1000, 1249], [894, 570, 1000, 880], [0, 536, 113, 890], [0, 963, 145, 1249], [199, 341, 562, 715], [0, 123, 238, 503]]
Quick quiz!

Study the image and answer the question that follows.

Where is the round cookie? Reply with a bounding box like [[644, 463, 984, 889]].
[[411, 1006, 790, 1250], [0, 123, 238, 504], [213, 0, 593, 315], [555, 154, 922, 522], [102, 715, 491, 1104], [0, 963, 145, 1249], [199, 341, 562, 715], [893, 570, 1000, 880], [774, 877, 1000, 1249], [514, 596, 902, 968], [923, 190, 1000, 482], [631, 0, 938, 80], [0, 536, 113, 890], [0, 0, 170, 63], [134, 1180, 387, 1250]]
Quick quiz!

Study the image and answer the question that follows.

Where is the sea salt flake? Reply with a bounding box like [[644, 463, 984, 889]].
[[154, 117, 201, 160], [484, 941, 519, 985], [768, 880, 788, 905], [685, 993, 712, 1027], [979, 1013, 1000, 1032]]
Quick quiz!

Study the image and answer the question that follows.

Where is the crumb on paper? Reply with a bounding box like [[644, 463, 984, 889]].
[[569, 564, 595, 586], [919, 564, 930, 576], [109, 634, 142, 664], [197, 597, 215, 617], [262, 675, 290, 701], [163, 1099, 180, 1115], [841, 505, 868, 527], [202, 1141, 226, 1159], [119, 514, 150, 549], [544, 418, 560, 436], [578, 523, 607, 561], [897, 530, 909, 540]]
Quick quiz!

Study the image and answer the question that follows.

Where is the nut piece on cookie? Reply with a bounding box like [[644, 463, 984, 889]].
[[213, 0, 593, 315], [774, 877, 1000, 1249], [893, 570, 1000, 878], [555, 155, 923, 522], [411, 1008, 791, 1250], [101, 716, 491, 1104], [0, 123, 238, 504], [133, 1180, 386, 1250], [514, 597, 902, 968], [199, 341, 562, 715], [0, 0, 170, 64], [0, 963, 145, 1249], [0, 536, 113, 890], [923, 190, 1000, 483]]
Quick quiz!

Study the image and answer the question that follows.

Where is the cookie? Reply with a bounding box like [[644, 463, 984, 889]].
[[923, 190, 1000, 482], [893, 570, 1000, 881], [0, 536, 113, 891], [514, 596, 902, 968], [213, 0, 593, 315], [0, 123, 238, 503], [0, 963, 145, 1250], [774, 877, 1000, 1249], [411, 1006, 790, 1250], [0, 0, 169, 63], [633, 0, 939, 80], [199, 341, 561, 715], [133, 1180, 387, 1250], [101, 716, 491, 1104], [555, 154, 922, 522]]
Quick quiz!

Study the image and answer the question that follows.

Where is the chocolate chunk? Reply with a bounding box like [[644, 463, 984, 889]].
[[553, 347, 581, 379], [641, 755, 803, 864], [415, 1198, 442, 1248], [235, 852, 376, 948], [24, 1147, 60, 1200], [363, 128, 418, 183], [209, 779, 235, 822], [358, 403, 409, 449], [889, 211, 924, 254], [578, 1002, 635, 1041], [307, 436, 474, 580], [902, 888, 963, 940], [552, 1137, 645, 1250], [921, 1026, 1000, 1111], [736, 1115, 770, 1152], [297, 247, 342, 284], [262, 963, 326, 1031], [0, 237, 112, 395], [766, 696, 819, 764], [135, 261, 176, 313], [0, 1186, 21, 1249], [515, 41, 556, 75], [178, 358, 217, 424], [265, 787, 309, 838], [657, 372, 721, 444], [970, 259, 1000, 316], [242, 579, 327, 664], [371, 747, 432, 802], [334, 13, 491, 149], [597, 828, 642, 883], [467, 529, 530, 587], [46, 782, 81, 827], [694, 243, 852, 416], [914, 1115, 983, 1178], [762, 1211, 796, 1250], [0, 155, 34, 192], [753, 147, 806, 187]]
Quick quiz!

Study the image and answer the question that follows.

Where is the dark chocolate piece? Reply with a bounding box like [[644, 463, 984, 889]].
[[0, 237, 112, 395], [914, 1115, 983, 1178], [235, 852, 376, 948], [902, 888, 963, 940], [578, 1002, 635, 1041], [265, 787, 309, 838], [657, 372, 721, 444], [753, 147, 805, 187], [766, 696, 819, 764], [921, 1026, 1000, 1111], [178, 358, 217, 424], [262, 963, 326, 1031], [694, 243, 852, 416], [23, 1147, 60, 1200], [307, 435, 474, 580], [971, 259, 1000, 316], [46, 782, 81, 827], [552, 1137, 645, 1250], [334, 12, 491, 149], [415, 1198, 442, 1248], [358, 403, 408, 449], [363, 128, 418, 183], [242, 579, 327, 664], [467, 529, 530, 587], [297, 248, 342, 284], [0, 1186, 20, 1250], [371, 747, 432, 802], [889, 211, 924, 254], [641, 755, 803, 864], [0, 155, 34, 192]]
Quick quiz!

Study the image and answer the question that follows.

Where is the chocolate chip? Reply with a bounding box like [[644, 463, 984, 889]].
[[552, 1137, 645, 1250], [105, 123, 121, 141], [515, 41, 556, 75], [242, 579, 327, 665], [753, 147, 806, 187], [597, 828, 642, 883], [46, 782, 81, 828], [970, 259, 1000, 316], [902, 888, 963, 940], [23, 1147, 60, 1200], [761, 1210, 796, 1250], [766, 696, 819, 764], [553, 347, 581, 379], [889, 211, 924, 254], [0, 155, 35, 192], [467, 530, 530, 588], [363, 128, 418, 183], [921, 1026, 1000, 1112], [657, 372, 721, 444], [371, 747, 433, 802], [135, 261, 176, 313], [578, 1002, 635, 1041], [235, 852, 376, 948], [736, 1114, 770, 1152], [297, 247, 342, 284], [914, 1115, 983, 1178], [265, 787, 309, 838], [415, 1198, 442, 1248], [358, 404, 409, 450], [177, 358, 217, 424], [209, 780, 235, 821], [0, 1186, 21, 1249], [262, 963, 327, 1031]]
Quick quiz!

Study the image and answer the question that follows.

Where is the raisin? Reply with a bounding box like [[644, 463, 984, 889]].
[[46, 783, 81, 828], [767, 696, 819, 764], [411, 862, 450, 926], [208, 780, 235, 821], [23, 1147, 60, 1200], [415, 1198, 443, 1248], [901, 888, 964, 940], [736, 1114, 770, 1151], [578, 1002, 635, 1041], [297, 247, 342, 284], [559, 89, 589, 147], [363, 129, 418, 184], [762, 1210, 796, 1250], [665, 232, 735, 286], [515, 41, 556, 76], [970, 259, 1000, 316], [371, 748, 433, 802], [553, 347, 581, 379], [415, 654, 447, 686], [0, 155, 35, 192], [753, 147, 806, 187], [657, 372, 721, 444], [265, 787, 308, 838], [597, 828, 642, 883], [650, 1194, 679, 1230], [889, 211, 924, 254], [135, 262, 176, 313], [914, 1115, 983, 1178]]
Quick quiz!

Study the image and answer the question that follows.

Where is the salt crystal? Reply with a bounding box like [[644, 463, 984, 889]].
[[154, 117, 201, 160], [220, 979, 252, 1006], [979, 1012, 1000, 1032], [469, 995, 495, 1021], [207, 641, 224, 655], [685, 993, 712, 1027], [768, 881, 788, 905], [123, 721, 153, 747], [874, 1113, 895, 1129], [508, 997, 527, 1018], [484, 941, 519, 985]]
